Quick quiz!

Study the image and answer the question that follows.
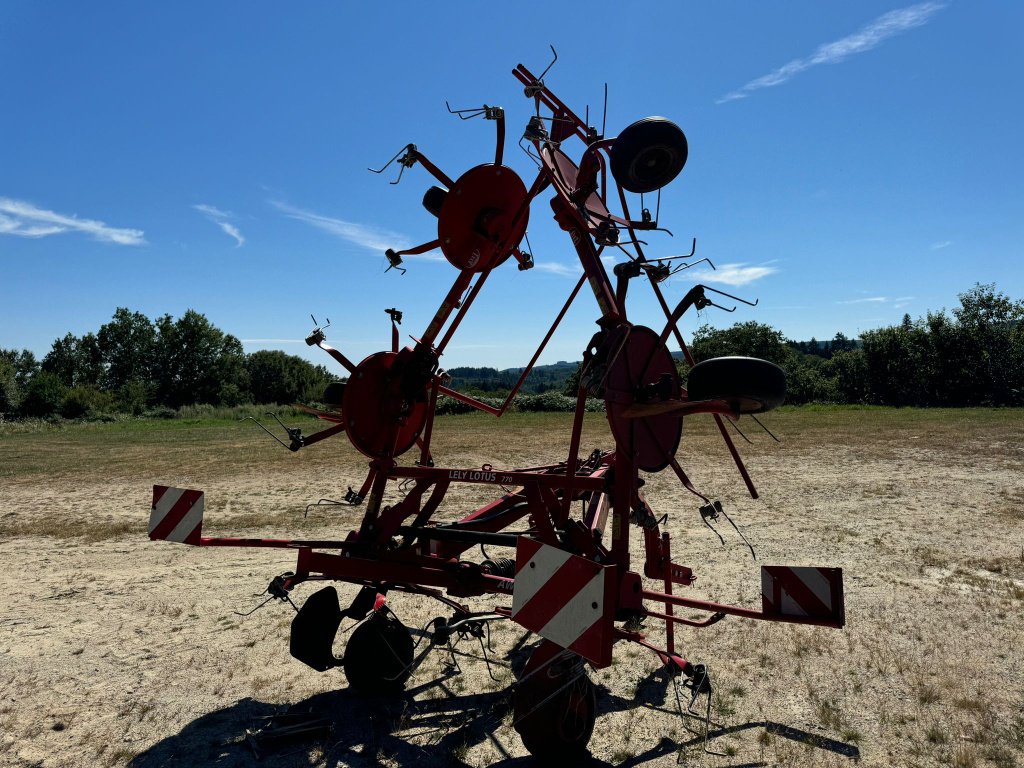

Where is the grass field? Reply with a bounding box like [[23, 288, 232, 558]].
[[1, 407, 1023, 767]]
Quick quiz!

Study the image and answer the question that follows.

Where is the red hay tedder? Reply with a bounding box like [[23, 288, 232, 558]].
[[147, 50, 845, 761]]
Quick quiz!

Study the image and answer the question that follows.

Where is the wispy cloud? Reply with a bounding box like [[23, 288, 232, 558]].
[[239, 338, 304, 344], [193, 204, 244, 247], [0, 197, 145, 245], [534, 261, 582, 277], [717, 2, 946, 104], [929, 240, 952, 250], [271, 200, 442, 260], [838, 296, 888, 304], [838, 295, 914, 306], [686, 262, 778, 287]]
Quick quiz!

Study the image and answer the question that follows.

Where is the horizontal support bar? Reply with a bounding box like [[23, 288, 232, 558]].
[[296, 549, 516, 599], [397, 525, 519, 547], [199, 536, 356, 550], [642, 589, 844, 629], [644, 607, 726, 628], [389, 464, 607, 492]]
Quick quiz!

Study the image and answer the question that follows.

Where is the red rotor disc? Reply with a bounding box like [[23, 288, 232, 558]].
[[437, 164, 529, 272], [342, 350, 427, 460], [603, 325, 683, 472]]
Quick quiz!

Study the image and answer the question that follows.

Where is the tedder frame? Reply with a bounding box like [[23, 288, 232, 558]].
[[148, 50, 845, 760]]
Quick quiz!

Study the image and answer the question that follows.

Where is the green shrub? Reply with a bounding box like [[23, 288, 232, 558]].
[[60, 386, 115, 419], [20, 371, 67, 418], [116, 379, 151, 415]]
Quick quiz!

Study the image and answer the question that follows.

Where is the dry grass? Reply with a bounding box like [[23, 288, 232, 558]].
[[1, 408, 1023, 767]]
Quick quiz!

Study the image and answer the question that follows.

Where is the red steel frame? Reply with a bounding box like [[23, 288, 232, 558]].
[[181, 59, 843, 675]]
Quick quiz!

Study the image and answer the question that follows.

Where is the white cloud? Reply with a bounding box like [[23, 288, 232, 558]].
[[717, 2, 946, 104], [838, 295, 914, 305], [193, 203, 244, 247], [534, 261, 582, 277], [686, 262, 778, 287], [240, 338, 305, 344], [929, 240, 952, 250], [271, 200, 441, 259], [0, 197, 145, 245], [839, 296, 888, 304]]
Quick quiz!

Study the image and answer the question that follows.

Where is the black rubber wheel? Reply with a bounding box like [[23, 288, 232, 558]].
[[322, 381, 346, 408], [686, 356, 786, 414], [342, 609, 414, 694], [610, 117, 688, 194], [514, 644, 597, 762], [422, 185, 448, 218]]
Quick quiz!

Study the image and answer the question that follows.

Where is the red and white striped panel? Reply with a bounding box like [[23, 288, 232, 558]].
[[761, 566, 845, 626], [511, 537, 615, 668], [149, 486, 204, 545]]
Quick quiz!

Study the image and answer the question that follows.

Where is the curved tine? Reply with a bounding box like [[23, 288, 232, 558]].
[[241, 416, 291, 450], [717, 505, 757, 560], [367, 143, 413, 174], [518, 137, 542, 168], [666, 257, 713, 272], [445, 100, 486, 120], [749, 414, 781, 443], [537, 44, 558, 82], [602, 82, 608, 138], [703, 285, 759, 307], [725, 416, 754, 445]]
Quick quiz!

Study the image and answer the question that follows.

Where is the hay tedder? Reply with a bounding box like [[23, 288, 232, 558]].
[[148, 51, 844, 760]]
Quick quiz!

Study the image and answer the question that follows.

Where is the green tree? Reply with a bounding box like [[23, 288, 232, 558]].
[[42, 333, 104, 388], [690, 322, 789, 365], [116, 379, 151, 414], [245, 350, 333, 404], [60, 386, 115, 419], [20, 371, 67, 417], [951, 283, 1024, 405], [561, 362, 582, 396], [0, 357, 20, 415], [828, 348, 868, 403], [0, 348, 39, 389], [98, 308, 156, 392], [152, 310, 249, 407], [861, 321, 930, 406]]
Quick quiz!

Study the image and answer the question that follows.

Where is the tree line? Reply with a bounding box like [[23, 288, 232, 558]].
[[446, 361, 579, 395], [684, 283, 1023, 406], [0, 308, 333, 419], [1, 284, 1021, 420]]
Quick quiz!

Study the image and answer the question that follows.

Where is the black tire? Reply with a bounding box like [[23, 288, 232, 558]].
[[610, 117, 688, 194], [422, 186, 447, 218], [342, 609, 414, 694], [686, 356, 786, 414], [514, 652, 596, 762], [322, 381, 346, 408]]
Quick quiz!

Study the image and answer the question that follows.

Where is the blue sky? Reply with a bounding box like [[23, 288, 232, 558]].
[[2, 2, 1022, 368]]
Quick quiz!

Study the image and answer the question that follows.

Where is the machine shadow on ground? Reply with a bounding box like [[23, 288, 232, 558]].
[[129, 652, 860, 767]]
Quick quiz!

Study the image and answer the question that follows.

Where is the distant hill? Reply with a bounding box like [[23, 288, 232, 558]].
[[447, 336, 866, 396], [445, 360, 579, 394]]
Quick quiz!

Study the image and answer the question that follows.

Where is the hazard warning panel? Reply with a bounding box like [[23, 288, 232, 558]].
[[761, 566, 845, 627], [511, 537, 616, 668], [149, 486, 204, 546]]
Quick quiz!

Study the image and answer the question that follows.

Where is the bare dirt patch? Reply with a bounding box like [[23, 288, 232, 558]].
[[1, 408, 1023, 767]]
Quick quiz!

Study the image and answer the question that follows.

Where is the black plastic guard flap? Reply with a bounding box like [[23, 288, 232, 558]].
[[290, 586, 344, 671]]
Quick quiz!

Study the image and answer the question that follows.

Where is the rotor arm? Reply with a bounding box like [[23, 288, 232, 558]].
[[407, 147, 454, 189]]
